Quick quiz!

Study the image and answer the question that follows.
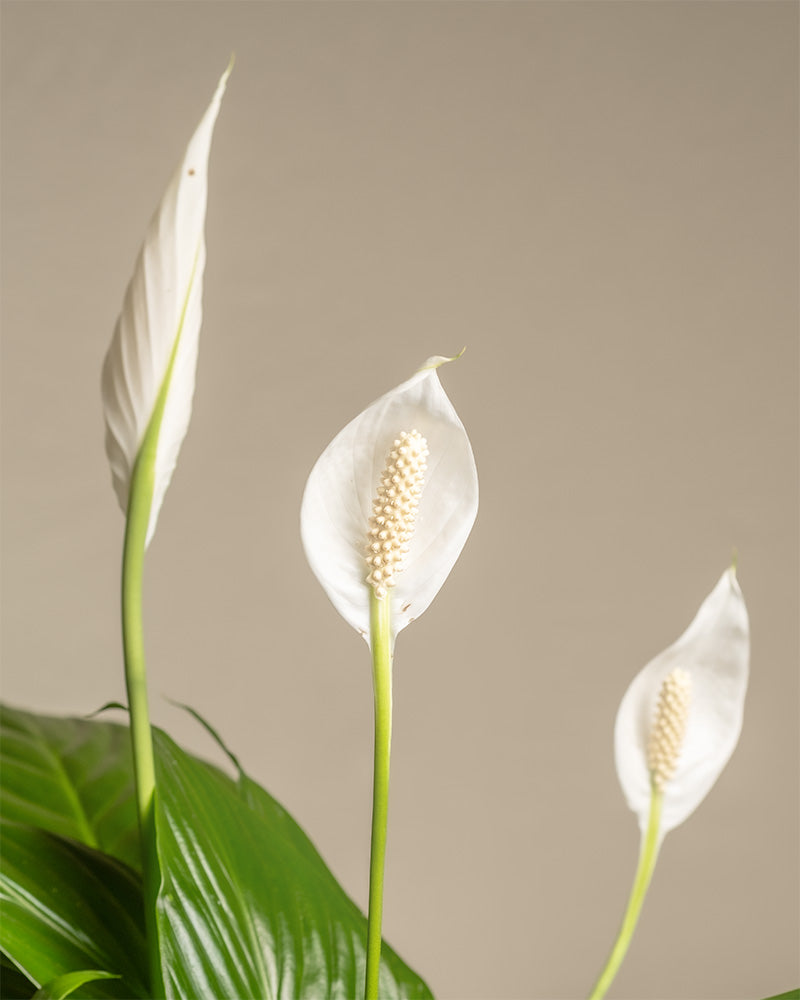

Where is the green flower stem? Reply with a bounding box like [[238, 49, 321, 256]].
[[121, 447, 164, 1000], [365, 590, 393, 1000], [118, 247, 198, 999], [588, 785, 663, 1000]]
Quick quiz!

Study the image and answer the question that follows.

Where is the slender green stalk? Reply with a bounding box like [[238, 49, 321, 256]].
[[121, 448, 163, 998], [588, 786, 663, 1000], [365, 590, 393, 1000], [117, 247, 198, 998]]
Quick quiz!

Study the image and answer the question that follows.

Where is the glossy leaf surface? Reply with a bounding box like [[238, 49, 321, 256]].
[[0, 822, 147, 999], [152, 728, 432, 999], [32, 970, 120, 999], [0, 706, 433, 1000], [0, 704, 139, 871]]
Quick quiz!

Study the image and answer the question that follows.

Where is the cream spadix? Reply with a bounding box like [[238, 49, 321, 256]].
[[614, 567, 749, 836], [301, 355, 478, 642], [101, 64, 230, 546]]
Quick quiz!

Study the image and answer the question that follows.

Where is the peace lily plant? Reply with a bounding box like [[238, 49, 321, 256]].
[[588, 566, 750, 999], [301, 355, 479, 998], [0, 65, 794, 1000]]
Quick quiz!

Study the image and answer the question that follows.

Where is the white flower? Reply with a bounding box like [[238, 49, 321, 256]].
[[614, 567, 750, 837], [101, 64, 230, 546], [301, 355, 479, 643]]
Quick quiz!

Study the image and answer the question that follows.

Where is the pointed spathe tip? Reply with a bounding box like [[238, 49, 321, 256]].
[[417, 347, 466, 373]]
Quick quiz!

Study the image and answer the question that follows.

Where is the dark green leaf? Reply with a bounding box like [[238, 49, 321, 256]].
[[32, 970, 120, 999], [1, 952, 36, 999], [0, 822, 148, 999], [153, 728, 433, 999], [0, 705, 139, 870], [759, 991, 800, 1000], [0, 705, 433, 999]]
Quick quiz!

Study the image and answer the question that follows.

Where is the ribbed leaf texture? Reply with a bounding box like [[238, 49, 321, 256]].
[[0, 822, 147, 999], [0, 704, 139, 870], [0, 705, 434, 1000]]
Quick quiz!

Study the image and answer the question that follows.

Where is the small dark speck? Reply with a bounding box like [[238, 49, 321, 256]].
[[402, 603, 411, 613], [187, 168, 196, 176]]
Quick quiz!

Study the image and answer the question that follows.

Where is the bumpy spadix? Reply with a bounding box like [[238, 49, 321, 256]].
[[614, 568, 749, 836], [301, 355, 478, 643], [101, 65, 230, 546], [366, 430, 429, 599]]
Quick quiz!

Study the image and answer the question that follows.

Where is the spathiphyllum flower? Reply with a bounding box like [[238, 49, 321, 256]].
[[301, 354, 477, 1000], [614, 566, 750, 838], [101, 64, 230, 546], [99, 68, 230, 997], [301, 354, 479, 644], [589, 566, 749, 1000]]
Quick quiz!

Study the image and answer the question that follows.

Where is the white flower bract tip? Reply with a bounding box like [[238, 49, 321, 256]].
[[101, 64, 230, 546], [614, 567, 749, 836], [301, 357, 478, 643]]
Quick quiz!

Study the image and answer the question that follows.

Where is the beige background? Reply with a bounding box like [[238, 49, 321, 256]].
[[1, 2, 798, 998]]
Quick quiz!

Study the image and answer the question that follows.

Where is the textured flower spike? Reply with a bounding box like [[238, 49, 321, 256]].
[[301, 353, 479, 645], [589, 567, 749, 1000], [102, 62, 231, 546], [301, 354, 477, 1000], [614, 566, 749, 837]]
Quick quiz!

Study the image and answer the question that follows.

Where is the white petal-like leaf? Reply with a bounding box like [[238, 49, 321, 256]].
[[614, 568, 750, 836], [301, 356, 479, 642], [101, 65, 230, 546]]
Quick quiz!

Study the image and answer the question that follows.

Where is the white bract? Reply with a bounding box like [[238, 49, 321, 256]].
[[614, 568, 749, 837], [301, 355, 479, 644], [101, 65, 230, 546]]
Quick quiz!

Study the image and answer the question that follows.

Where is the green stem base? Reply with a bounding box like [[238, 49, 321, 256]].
[[588, 787, 663, 1000]]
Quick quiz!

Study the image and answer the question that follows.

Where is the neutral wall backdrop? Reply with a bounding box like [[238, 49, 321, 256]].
[[2, 3, 798, 998]]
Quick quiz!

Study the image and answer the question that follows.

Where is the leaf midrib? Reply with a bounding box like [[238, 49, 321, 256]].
[[20, 720, 98, 850]]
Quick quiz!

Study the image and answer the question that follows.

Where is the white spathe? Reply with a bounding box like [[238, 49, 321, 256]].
[[301, 356, 479, 643], [614, 568, 750, 836], [101, 65, 230, 546]]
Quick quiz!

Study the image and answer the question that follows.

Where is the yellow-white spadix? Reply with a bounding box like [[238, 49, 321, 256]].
[[301, 355, 479, 645], [614, 567, 750, 838]]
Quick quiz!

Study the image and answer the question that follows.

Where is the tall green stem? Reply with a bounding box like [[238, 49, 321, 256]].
[[365, 590, 393, 1000], [588, 787, 663, 1000], [121, 445, 164, 1000]]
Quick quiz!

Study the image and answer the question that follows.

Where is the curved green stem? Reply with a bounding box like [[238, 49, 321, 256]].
[[588, 786, 663, 1000], [121, 452, 163, 998], [118, 244, 198, 999], [365, 591, 393, 1000]]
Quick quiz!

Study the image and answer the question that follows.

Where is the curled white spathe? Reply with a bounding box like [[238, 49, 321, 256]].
[[301, 356, 479, 643], [101, 65, 230, 546], [614, 567, 750, 836]]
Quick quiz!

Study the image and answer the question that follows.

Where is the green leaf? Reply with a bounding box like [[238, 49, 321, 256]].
[[1, 952, 37, 999], [0, 822, 148, 998], [0, 705, 433, 999], [759, 992, 800, 1000], [153, 728, 433, 999], [0, 705, 139, 870], [32, 970, 120, 999]]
